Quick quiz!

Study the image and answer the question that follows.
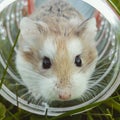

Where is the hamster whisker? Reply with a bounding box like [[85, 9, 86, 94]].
[[95, 68, 109, 71], [95, 67, 107, 71], [95, 63, 111, 71], [96, 65, 110, 71], [88, 78, 108, 88], [88, 80, 97, 84], [19, 68, 50, 80], [93, 71, 107, 76], [97, 59, 111, 64], [93, 72, 107, 76], [88, 79, 99, 85], [90, 74, 106, 80], [79, 95, 87, 102], [93, 69, 110, 77], [94, 71, 109, 76], [79, 95, 85, 102], [98, 54, 113, 63], [87, 89, 96, 97], [20, 91, 32, 99], [36, 97, 43, 105], [96, 83, 108, 88], [86, 88, 97, 97], [79, 61, 96, 73], [17, 88, 28, 95], [82, 93, 92, 101], [27, 96, 36, 104], [93, 69, 114, 76], [90, 76, 102, 80]]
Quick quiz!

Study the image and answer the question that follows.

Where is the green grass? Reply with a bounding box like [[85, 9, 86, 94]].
[[107, 0, 120, 16], [0, 94, 120, 120], [0, 1, 120, 120]]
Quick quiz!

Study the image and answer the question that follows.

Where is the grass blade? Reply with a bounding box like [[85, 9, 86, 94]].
[[0, 31, 20, 88], [107, 0, 120, 15], [105, 99, 120, 112]]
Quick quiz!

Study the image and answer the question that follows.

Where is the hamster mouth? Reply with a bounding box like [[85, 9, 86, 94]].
[[58, 89, 72, 101], [59, 92, 71, 101]]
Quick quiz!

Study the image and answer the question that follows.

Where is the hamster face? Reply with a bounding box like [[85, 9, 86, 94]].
[[16, 17, 98, 102]]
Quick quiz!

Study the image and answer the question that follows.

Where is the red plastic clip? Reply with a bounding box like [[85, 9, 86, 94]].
[[28, 0, 34, 15]]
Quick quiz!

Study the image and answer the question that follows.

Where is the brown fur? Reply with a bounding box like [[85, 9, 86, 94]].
[[53, 38, 72, 88]]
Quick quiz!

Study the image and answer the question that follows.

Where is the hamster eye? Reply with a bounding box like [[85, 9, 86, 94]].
[[42, 56, 51, 69], [75, 55, 82, 67]]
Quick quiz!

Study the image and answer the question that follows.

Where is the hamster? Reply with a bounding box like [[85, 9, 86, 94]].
[[16, 0, 98, 102]]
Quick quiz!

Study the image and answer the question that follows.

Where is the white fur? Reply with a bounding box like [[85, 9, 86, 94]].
[[70, 59, 97, 99], [67, 38, 83, 59], [39, 38, 57, 59], [87, 18, 97, 32], [83, 18, 97, 45], [20, 17, 40, 44], [71, 73, 88, 99], [20, 17, 49, 51], [69, 17, 82, 26]]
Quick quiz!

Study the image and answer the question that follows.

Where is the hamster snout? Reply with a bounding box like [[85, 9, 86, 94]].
[[59, 91, 71, 100], [56, 83, 71, 101]]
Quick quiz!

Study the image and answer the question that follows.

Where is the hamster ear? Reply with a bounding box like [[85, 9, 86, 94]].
[[19, 17, 48, 52], [76, 18, 97, 45], [20, 17, 40, 42]]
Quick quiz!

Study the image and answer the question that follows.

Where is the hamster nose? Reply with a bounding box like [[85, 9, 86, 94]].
[[59, 92, 71, 100]]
